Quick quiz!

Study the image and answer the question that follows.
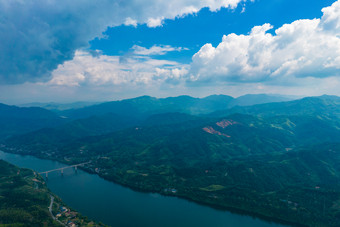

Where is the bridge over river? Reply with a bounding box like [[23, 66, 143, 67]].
[[0, 150, 285, 227], [39, 161, 91, 178]]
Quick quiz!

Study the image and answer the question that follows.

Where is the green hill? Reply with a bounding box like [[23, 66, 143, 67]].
[[4, 95, 340, 226], [0, 160, 103, 226], [211, 95, 340, 119], [0, 103, 65, 140]]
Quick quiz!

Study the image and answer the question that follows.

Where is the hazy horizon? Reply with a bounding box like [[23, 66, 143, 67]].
[[1, 93, 307, 106]]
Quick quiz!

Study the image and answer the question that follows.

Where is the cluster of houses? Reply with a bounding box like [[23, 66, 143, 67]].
[[56, 206, 78, 227]]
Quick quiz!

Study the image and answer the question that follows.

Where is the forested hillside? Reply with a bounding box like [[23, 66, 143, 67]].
[[3, 95, 340, 226], [0, 160, 104, 226]]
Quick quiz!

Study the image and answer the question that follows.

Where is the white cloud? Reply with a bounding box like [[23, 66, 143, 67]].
[[124, 17, 138, 27], [132, 45, 188, 56], [190, 0, 340, 84], [34, 0, 340, 102], [321, 0, 340, 32], [47, 50, 189, 87], [0, 0, 245, 84], [147, 17, 164, 28]]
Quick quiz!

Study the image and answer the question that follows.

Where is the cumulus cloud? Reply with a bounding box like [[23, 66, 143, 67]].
[[124, 17, 138, 27], [190, 0, 340, 84], [147, 17, 164, 28], [46, 50, 188, 87], [0, 0, 245, 84]]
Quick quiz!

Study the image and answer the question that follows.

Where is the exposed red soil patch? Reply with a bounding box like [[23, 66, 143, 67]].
[[203, 126, 231, 138], [216, 119, 239, 128]]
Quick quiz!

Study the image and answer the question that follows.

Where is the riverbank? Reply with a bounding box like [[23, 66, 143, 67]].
[[94, 169, 301, 227], [34, 152, 309, 227], [0, 148, 299, 227], [0, 150, 288, 227], [0, 159, 104, 227]]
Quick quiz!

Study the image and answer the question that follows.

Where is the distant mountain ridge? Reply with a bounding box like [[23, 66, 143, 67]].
[[60, 94, 293, 119], [0, 103, 58, 119], [18, 101, 100, 111], [0, 103, 64, 140], [210, 95, 340, 119], [229, 94, 292, 107], [0, 94, 294, 146]]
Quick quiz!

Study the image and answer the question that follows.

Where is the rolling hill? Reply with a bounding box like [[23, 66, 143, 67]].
[[0, 103, 65, 140], [3, 94, 340, 226]]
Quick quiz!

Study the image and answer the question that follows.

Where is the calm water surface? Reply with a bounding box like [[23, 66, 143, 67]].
[[0, 150, 288, 227]]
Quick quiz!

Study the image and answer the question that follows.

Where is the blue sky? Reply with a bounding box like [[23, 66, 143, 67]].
[[0, 0, 340, 104], [90, 0, 335, 63]]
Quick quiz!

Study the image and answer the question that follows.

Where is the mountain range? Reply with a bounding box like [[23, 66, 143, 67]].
[[2, 94, 340, 226], [0, 94, 291, 140]]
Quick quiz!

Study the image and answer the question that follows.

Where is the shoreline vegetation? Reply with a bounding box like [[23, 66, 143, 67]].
[[0, 159, 106, 227], [1, 149, 294, 227], [1, 146, 334, 227]]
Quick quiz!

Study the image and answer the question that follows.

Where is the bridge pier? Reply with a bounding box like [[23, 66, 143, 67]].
[[39, 161, 90, 178]]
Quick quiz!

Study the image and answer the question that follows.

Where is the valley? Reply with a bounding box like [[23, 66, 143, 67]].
[[2, 95, 340, 226], [0, 159, 104, 226]]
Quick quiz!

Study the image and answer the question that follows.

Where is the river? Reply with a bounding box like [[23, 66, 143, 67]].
[[0, 150, 288, 227]]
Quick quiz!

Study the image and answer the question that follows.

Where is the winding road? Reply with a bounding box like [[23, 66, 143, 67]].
[[49, 195, 65, 226], [48, 195, 55, 219]]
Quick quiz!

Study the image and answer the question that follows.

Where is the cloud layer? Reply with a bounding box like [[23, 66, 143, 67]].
[[190, 0, 340, 84], [2, 0, 340, 104], [0, 0, 244, 84], [47, 48, 188, 87], [36, 0, 340, 99]]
